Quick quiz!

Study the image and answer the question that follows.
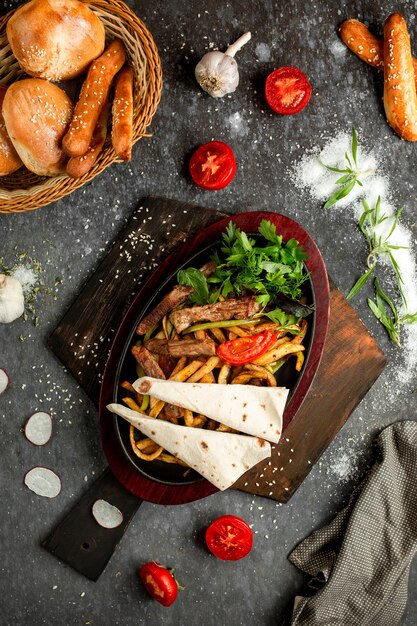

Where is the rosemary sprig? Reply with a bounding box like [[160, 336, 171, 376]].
[[346, 197, 407, 300], [366, 278, 417, 346], [320, 128, 373, 209]]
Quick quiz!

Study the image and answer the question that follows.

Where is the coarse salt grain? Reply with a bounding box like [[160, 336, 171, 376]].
[[10, 265, 38, 295]]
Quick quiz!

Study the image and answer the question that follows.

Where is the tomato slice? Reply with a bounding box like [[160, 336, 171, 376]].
[[139, 562, 178, 606], [265, 66, 312, 115], [216, 330, 276, 365], [189, 141, 236, 190], [205, 515, 253, 561]]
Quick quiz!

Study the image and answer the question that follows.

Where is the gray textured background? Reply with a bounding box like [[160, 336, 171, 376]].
[[1, 0, 416, 624]]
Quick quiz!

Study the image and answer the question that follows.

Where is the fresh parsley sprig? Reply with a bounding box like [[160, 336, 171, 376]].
[[320, 128, 374, 209], [177, 219, 311, 328]]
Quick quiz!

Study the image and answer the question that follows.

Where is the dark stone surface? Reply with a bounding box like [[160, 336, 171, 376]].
[[0, 0, 416, 624]]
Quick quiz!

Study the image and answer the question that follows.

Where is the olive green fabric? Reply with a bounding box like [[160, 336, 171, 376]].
[[289, 421, 417, 626]]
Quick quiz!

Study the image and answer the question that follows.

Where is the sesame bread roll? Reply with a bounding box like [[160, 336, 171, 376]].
[[111, 65, 134, 161], [2, 78, 73, 176], [62, 39, 126, 158], [0, 84, 23, 176], [384, 13, 417, 142], [66, 101, 109, 178], [339, 18, 417, 93], [6, 0, 105, 82]]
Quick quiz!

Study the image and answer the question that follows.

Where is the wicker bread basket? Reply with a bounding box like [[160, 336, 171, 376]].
[[0, 0, 162, 213]]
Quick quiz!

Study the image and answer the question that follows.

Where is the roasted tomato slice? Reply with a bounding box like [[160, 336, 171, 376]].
[[189, 141, 236, 190], [139, 562, 178, 606], [265, 66, 312, 115], [216, 330, 276, 366], [205, 515, 253, 561]]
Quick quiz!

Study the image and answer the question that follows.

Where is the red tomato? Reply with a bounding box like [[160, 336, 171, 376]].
[[139, 562, 178, 606], [205, 515, 253, 561], [265, 66, 312, 115], [189, 141, 236, 190], [216, 330, 277, 366]]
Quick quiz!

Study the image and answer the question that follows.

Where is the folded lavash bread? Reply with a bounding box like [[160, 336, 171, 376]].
[[133, 377, 288, 444], [107, 404, 271, 491]]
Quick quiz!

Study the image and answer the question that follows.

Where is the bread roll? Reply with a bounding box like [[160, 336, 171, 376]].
[[2, 78, 74, 176], [6, 0, 105, 82], [0, 84, 23, 176], [384, 13, 417, 142]]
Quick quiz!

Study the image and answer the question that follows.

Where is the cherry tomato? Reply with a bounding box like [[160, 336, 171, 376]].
[[265, 66, 312, 115], [205, 515, 253, 561], [216, 330, 277, 366], [189, 141, 236, 190], [139, 562, 178, 606]]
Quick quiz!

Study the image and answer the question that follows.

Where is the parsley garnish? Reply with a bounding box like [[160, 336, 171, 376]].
[[177, 219, 310, 325]]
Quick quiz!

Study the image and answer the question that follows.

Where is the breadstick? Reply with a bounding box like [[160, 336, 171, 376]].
[[62, 39, 126, 158], [383, 13, 417, 141], [339, 18, 417, 92], [112, 65, 133, 161], [66, 101, 109, 178]]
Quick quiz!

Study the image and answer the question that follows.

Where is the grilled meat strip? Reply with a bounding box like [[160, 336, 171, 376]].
[[131, 345, 182, 419], [169, 296, 262, 333], [136, 285, 194, 335], [145, 337, 217, 357], [131, 345, 165, 379]]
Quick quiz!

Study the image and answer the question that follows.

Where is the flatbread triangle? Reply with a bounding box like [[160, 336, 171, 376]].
[[107, 403, 271, 491]]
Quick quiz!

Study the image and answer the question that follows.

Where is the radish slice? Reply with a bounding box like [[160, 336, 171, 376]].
[[0, 369, 9, 395], [24, 411, 52, 446], [24, 467, 61, 498], [92, 499, 123, 529]]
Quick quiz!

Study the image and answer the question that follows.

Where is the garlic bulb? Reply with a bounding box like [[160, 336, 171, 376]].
[[195, 32, 251, 98], [0, 274, 25, 323]]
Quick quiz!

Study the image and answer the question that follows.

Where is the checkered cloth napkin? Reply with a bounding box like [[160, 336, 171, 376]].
[[289, 421, 417, 626]]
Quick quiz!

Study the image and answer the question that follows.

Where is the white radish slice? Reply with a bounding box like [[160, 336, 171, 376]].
[[92, 499, 123, 529], [24, 411, 52, 446], [24, 467, 61, 498], [0, 369, 9, 395]]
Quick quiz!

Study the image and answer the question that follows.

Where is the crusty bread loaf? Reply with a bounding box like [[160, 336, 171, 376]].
[[384, 13, 417, 142], [0, 84, 23, 176], [6, 0, 105, 82], [2, 78, 74, 176]]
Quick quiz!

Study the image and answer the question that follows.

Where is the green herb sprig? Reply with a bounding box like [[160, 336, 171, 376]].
[[347, 197, 407, 300], [320, 128, 374, 209]]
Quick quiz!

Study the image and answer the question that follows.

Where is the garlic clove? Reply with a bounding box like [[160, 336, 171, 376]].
[[195, 52, 239, 97], [0, 274, 25, 324]]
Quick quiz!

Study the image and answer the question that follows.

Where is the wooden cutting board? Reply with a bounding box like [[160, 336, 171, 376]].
[[48, 196, 386, 503]]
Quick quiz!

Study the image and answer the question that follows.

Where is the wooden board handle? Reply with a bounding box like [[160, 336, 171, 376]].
[[42, 468, 142, 581]]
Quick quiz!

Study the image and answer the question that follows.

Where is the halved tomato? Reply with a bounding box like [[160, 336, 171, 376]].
[[189, 141, 236, 190], [265, 66, 312, 115], [139, 562, 178, 606], [205, 515, 253, 561]]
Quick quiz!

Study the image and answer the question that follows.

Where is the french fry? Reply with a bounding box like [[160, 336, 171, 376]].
[[183, 409, 194, 426], [148, 399, 165, 417], [186, 356, 222, 383], [253, 342, 305, 366], [218, 363, 231, 384], [171, 359, 204, 382], [122, 396, 142, 412], [169, 356, 187, 378], [244, 364, 277, 386], [295, 351, 305, 372], [210, 327, 227, 343], [200, 372, 216, 383]]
